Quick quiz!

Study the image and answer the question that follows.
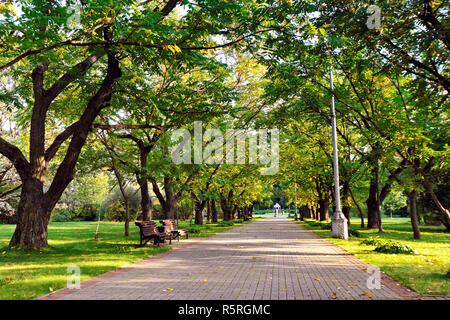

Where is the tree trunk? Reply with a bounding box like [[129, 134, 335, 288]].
[[138, 174, 152, 221], [206, 199, 211, 223], [194, 200, 205, 225], [342, 180, 351, 227], [211, 199, 218, 223], [220, 191, 233, 221], [9, 179, 50, 247], [366, 168, 380, 229], [8, 53, 121, 248], [349, 187, 364, 228], [407, 190, 421, 239], [318, 197, 329, 221], [110, 156, 130, 236]]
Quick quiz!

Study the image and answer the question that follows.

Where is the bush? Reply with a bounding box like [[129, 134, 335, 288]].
[[360, 238, 384, 246], [0, 200, 16, 224], [217, 220, 234, 227], [348, 228, 361, 237], [52, 209, 73, 222], [72, 204, 99, 221], [374, 240, 418, 254], [104, 200, 126, 222], [186, 226, 201, 234], [446, 269, 450, 279], [320, 223, 332, 230]]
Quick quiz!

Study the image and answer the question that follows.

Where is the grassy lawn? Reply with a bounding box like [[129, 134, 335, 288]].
[[295, 217, 450, 295], [0, 218, 252, 300]]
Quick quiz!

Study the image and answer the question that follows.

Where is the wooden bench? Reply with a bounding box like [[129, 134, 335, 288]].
[[135, 221, 166, 247], [159, 219, 190, 243]]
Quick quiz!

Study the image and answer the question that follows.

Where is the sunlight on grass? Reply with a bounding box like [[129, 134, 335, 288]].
[[0, 219, 253, 300], [296, 217, 450, 295]]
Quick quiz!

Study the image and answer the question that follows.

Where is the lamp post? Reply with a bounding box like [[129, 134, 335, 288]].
[[330, 66, 348, 240]]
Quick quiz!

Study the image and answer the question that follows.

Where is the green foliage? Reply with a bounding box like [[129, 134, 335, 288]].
[[305, 220, 331, 230], [104, 201, 126, 222], [374, 241, 418, 255], [217, 220, 234, 227], [52, 209, 73, 222], [348, 228, 361, 238], [185, 226, 201, 234], [360, 238, 384, 246], [299, 218, 450, 295]]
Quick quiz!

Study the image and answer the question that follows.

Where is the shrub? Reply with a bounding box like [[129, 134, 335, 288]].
[[104, 201, 125, 222], [320, 223, 332, 230], [348, 229, 361, 237], [186, 226, 201, 234], [360, 238, 384, 246], [52, 209, 73, 222], [0, 200, 16, 224], [217, 220, 234, 227], [374, 240, 418, 254], [445, 269, 450, 279]]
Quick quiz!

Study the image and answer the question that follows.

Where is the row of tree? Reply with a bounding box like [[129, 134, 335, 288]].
[[0, 0, 448, 248]]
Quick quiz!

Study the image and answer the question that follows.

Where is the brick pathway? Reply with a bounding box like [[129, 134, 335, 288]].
[[39, 217, 419, 300]]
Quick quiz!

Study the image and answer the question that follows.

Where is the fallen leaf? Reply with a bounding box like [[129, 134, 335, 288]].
[[314, 278, 321, 281], [252, 257, 257, 260], [360, 292, 373, 298], [203, 279, 208, 283], [167, 288, 174, 291], [331, 292, 337, 299], [49, 287, 53, 292]]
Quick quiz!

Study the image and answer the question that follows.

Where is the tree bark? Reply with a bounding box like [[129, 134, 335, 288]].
[[9, 179, 50, 247], [366, 165, 381, 229], [342, 180, 351, 226], [318, 197, 329, 221], [9, 53, 120, 248], [406, 190, 421, 240], [349, 187, 364, 228], [211, 199, 218, 223], [220, 191, 233, 221]]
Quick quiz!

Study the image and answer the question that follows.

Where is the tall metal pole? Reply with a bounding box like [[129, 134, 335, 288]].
[[330, 65, 348, 240]]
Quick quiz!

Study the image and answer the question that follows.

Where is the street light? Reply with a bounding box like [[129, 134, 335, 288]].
[[329, 66, 348, 240]]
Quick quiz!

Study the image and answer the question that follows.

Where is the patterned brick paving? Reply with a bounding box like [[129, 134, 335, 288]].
[[39, 217, 420, 300]]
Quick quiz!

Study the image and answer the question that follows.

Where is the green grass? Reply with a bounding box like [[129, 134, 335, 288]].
[[296, 217, 450, 295], [0, 218, 252, 300]]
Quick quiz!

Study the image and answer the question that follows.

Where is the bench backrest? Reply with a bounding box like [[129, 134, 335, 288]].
[[160, 219, 178, 232], [135, 221, 159, 236]]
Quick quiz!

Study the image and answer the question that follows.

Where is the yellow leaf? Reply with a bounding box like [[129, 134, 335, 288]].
[[314, 278, 321, 281], [360, 292, 373, 298], [167, 288, 174, 291], [203, 279, 208, 283]]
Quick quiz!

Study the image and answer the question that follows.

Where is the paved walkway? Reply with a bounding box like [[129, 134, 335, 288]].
[[40, 217, 418, 300]]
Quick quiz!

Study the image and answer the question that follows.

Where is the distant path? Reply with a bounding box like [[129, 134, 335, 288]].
[[39, 217, 418, 300]]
